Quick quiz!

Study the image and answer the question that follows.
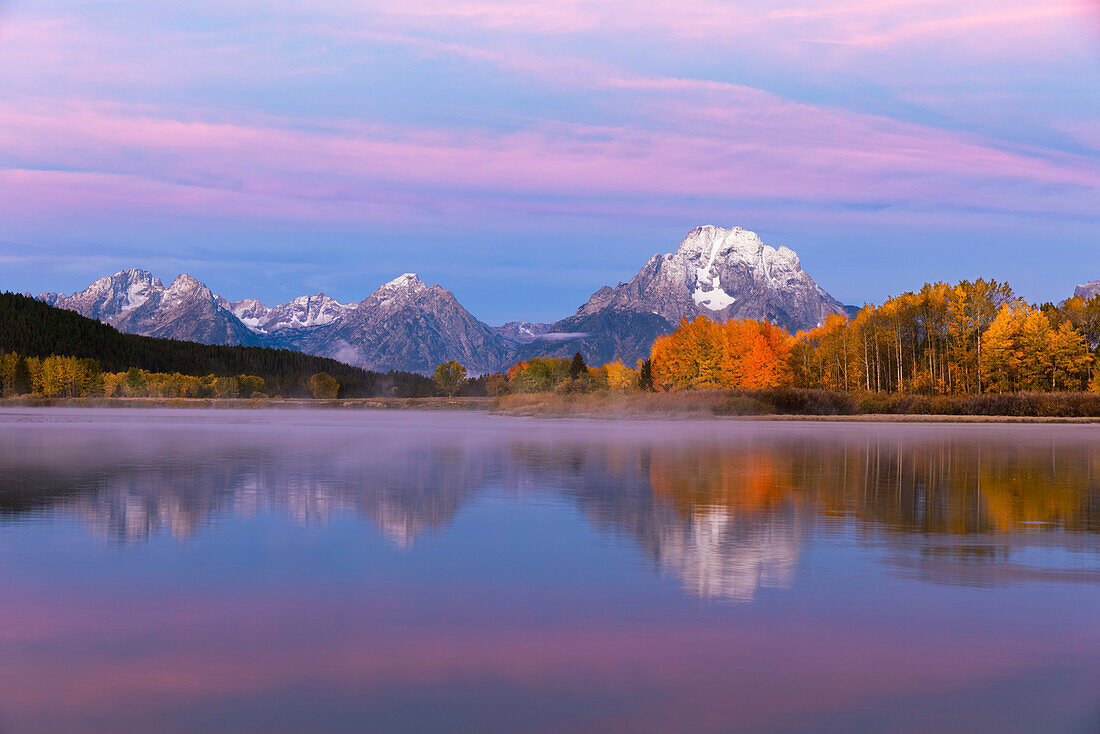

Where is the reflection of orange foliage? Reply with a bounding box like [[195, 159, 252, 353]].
[[649, 447, 795, 515], [650, 317, 793, 391], [977, 460, 1094, 533], [645, 439, 1099, 535]]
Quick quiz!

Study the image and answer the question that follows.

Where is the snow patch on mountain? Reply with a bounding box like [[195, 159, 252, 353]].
[[575, 225, 846, 333]]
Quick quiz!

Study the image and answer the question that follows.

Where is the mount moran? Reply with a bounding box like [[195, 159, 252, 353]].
[[39, 226, 851, 374]]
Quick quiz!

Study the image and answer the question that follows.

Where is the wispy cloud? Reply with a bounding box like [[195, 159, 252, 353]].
[[0, 0, 1097, 308]]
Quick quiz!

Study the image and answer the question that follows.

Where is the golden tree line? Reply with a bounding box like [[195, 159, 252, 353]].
[[650, 281, 1100, 394], [2, 352, 274, 398]]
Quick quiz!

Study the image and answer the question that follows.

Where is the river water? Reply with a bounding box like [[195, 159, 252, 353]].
[[0, 409, 1097, 733]]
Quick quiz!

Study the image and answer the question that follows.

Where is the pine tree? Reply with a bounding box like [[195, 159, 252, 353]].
[[637, 358, 655, 392], [569, 352, 588, 380]]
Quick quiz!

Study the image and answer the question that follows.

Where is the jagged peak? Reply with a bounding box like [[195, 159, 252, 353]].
[[166, 273, 208, 295], [677, 226, 764, 257], [381, 273, 423, 289], [110, 267, 158, 282], [231, 296, 268, 310], [371, 273, 433, 300], [289, 292, 353, 308]]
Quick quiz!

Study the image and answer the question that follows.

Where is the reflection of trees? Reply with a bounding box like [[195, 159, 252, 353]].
[[1, 422, 1097, 595], [644, 435, 1100, 537], [775, 437, 1100, 535], [643, 446, 803, 600], [503, 443, 804, 601], [640, 432, 1100, 590]]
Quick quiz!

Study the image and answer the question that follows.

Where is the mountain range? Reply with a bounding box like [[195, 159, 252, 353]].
[[38, 226, 855, 373]]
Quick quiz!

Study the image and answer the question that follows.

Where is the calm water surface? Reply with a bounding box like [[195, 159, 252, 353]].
[[0, 409, 1098, 733]]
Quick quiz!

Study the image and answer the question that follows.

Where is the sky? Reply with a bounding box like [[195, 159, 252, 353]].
[[0, 0, 1098, 323]]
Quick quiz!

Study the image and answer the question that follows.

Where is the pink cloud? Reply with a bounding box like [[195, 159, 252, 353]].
[[0, 0, 1096, 236], [0, 93, 1095, 228], [346, 0, 1092, 52]]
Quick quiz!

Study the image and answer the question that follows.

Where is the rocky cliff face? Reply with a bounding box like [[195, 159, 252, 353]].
[[40, 269, 262, 346], [217, 293, 359, 335], [516, 226, 848, 366], [1073, 281, 1100, 301]]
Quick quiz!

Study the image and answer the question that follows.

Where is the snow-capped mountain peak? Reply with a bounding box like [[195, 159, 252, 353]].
[[166, 273, 208, 298], [36, 227, 850, 375], [263, 293, 356, 332], [513, 225, 849, 367], [40, 270, 261, 346], [574, 225, 844, 329], [218, 293, 357, 335], [378, 273, 425, 293]]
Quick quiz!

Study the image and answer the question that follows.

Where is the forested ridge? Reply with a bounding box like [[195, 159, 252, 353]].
[[0, 293, 432, 397]]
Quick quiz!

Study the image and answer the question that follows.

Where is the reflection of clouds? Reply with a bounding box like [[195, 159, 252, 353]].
[[654, 506, 800, 601]]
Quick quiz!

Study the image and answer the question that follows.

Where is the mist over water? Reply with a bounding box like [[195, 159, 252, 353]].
[[0, 409, 1098, 733]]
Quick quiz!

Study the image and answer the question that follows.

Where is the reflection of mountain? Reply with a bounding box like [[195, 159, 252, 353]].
[[1, 417, 1098, 595], [0, 428, 487, 546], [651, 505, 800, 601], [508, 430, 1100, 596], [502, 442, 805, 601]]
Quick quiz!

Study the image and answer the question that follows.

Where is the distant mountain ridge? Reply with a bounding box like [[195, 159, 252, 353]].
[[40, 270, 510, 374], [37, 226, 852, 372], [0, 292, 431, 397], [41, 269, 262, 347]]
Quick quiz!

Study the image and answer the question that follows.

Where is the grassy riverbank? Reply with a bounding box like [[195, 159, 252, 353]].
[[493, 389, 1100, 420], [6, 390, 1100, 422]]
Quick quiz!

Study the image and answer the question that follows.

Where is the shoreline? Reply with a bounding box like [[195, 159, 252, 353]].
[[3, 395, 1100, 423], [0, 396, 493, 411]]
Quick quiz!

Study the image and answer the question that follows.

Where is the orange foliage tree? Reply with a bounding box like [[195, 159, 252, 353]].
[[649, 316, 792, 391]]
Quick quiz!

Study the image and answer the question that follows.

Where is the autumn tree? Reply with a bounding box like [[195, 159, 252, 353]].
[[1049, 321, 1092, 391], [432, 360, 468, 397], [485, 373, 510, 397], [1057, 295, 1100, 348], [238, 375, 266, 397], [603, 361, 638, 392], [981, 303, 1026, 392], [308, 372, 340, 399], [507, 357, 571, 392], [650, 316, 793, 391], [979, 303, 1091, 392], [213, 376, 240, 398]]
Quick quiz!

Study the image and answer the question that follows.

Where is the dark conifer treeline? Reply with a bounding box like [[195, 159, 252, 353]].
[[0, 293, 433, 397]]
